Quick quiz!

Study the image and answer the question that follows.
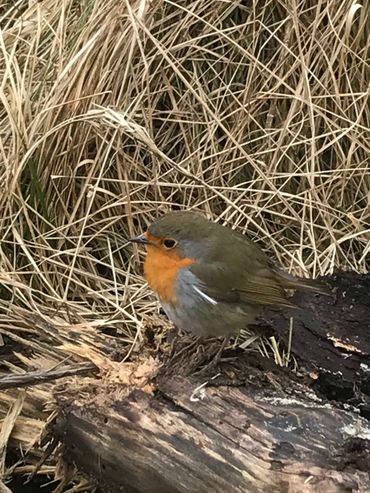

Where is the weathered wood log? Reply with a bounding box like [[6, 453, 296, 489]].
[[56, 374, 370, 493], [263, 271, 370, 419], [55, 272, 370, 492]]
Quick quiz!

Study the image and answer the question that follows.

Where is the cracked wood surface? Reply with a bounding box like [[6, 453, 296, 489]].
[[57, 375, 370, 493]]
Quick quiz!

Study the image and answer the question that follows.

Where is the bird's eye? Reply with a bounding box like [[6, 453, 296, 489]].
[[163, 238, 177, 249]]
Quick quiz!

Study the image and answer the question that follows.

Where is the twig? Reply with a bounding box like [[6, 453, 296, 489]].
[[0, 480, 12, 493], [0, 391, 25, 476], [0, 363, 97, 390]]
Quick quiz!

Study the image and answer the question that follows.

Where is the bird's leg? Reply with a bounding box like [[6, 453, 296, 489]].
[[170, 334, 201, 361], [196, 336, 230, 374], [168, 330, 179, 358], [213, 335, 230, 365]]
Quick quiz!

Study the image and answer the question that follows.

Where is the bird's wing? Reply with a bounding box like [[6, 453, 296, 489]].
[[189, 234, 295, 308], [190, 261, 295, 308]]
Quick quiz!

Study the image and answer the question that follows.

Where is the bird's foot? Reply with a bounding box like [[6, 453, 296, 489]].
[[195, 336, 230, 375]]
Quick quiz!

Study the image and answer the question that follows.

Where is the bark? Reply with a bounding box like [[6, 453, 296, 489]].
[[57, 374, 370, 493]]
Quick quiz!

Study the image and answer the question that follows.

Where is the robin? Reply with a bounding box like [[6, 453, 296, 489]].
[[130, 211, 328, 342]]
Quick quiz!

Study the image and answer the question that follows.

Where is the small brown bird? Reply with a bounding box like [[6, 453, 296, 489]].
[[130, 211, 328, 339]]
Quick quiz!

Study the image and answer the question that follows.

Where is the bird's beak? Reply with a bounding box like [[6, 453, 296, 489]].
[[129, 233, 150, 244]]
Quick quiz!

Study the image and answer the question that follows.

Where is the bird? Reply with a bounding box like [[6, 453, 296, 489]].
[[129, 211, 329, 342]]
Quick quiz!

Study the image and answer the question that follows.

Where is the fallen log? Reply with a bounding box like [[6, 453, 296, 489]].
[[56, 373, 370, 493], [55, 272, 370, 493]]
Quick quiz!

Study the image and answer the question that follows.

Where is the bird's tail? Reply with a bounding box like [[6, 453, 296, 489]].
[[272, 267, 331, 296]]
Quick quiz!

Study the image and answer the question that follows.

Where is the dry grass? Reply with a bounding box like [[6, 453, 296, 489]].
[[1, 0, 370, 488]]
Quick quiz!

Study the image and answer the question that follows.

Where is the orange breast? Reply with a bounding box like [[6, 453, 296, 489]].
[[144, 246, 195, 303]]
